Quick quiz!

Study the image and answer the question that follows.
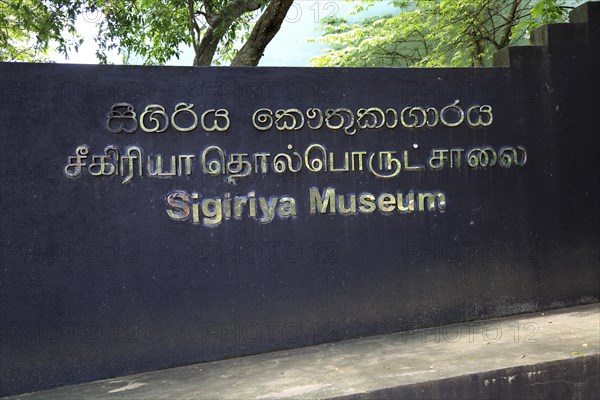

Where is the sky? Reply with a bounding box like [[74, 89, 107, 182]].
[[49, 0, 400, 67]]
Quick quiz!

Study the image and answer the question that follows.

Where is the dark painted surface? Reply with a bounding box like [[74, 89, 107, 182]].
[[1, 3, 598, 396]]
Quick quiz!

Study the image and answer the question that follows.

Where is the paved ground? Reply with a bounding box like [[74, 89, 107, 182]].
[[7, 304, 599, 399]]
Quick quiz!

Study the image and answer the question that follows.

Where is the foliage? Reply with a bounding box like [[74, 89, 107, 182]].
[[310, 0, 584, 67], [92, 0, 270, 65], [0, 0, 84, 61], [0, 0, 290, 65]]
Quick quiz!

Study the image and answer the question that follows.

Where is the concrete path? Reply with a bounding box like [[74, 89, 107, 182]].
[[7, 304, 599, 399]]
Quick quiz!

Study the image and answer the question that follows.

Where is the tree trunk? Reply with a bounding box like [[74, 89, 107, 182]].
[[192, 0, 265, 66], [230, 0, 294, 66], [194, 29, 223, 66], [472, 38, 485, 67], [499, 0, 522, 49]]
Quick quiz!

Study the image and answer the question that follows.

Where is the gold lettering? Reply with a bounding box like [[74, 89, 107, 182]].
[[140, 105, 169, 133], [351, 151, 367, 171], [329, 152, 350, 172], [377, 193, 396, 213], [248, 191, 257, 218], [120, 146, 142, 184], [223, 193, 232, 220], [192, 192, 200, 223], [202, 198, 222, 225], [234, 196, 248, 220], [259, 197, 278, 224], [358, 193, 376, 213], [397, 193, 415, 212], [166, 191, 190, 221], [171, 103, 198, 132], [254, 153, 270, 174], [428, 149, 449, 170], [148, 155, 176, 177], [178, 155, 195, 176], [338, 194, 357, 214], [309, 187, 336, 214], [201, 109, 230, 132], [418, 193, 446, 212], [277, 197, 297, 219], [64, 145, 89, 178], [403, 150, 425, 172]]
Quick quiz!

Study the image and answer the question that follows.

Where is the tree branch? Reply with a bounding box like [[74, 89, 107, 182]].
[[193, 0, 264, 65], [231, 0, 293, 66], [499, 0, 521, 48]]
